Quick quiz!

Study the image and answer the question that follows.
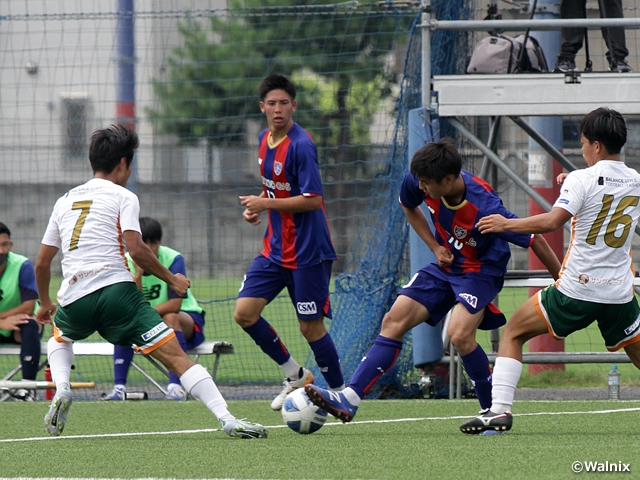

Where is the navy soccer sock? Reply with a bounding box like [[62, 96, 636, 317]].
[[349, 335, 403, 399], [308, 333, 344, 389], [113, 344, 134, 386], [460, 344, 493, 410], [242, 316, 290, 365], [169, 331, 188, 385], [18, 319, 41, 381]]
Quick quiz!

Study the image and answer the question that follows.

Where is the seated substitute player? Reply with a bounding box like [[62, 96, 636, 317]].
[[234, 74, 344, 411], [306, 137, 561, 422], [103, 217, 206, 402], [461, 107, 640, 434], [0, 222, 42, 401], [35, 124, 266, 438]]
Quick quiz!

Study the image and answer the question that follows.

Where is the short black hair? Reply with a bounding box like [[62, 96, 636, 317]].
[[259, 74, 296, 101], [139, 217, 163, 244], [89, 124, 140, 175], [410, 137, 462, 182], [0, 222, 10, 237], [580, 107, 627, 155]]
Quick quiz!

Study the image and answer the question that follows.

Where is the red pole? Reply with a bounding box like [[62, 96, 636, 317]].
[[45, 364, 54, 400], [528, 160, 565, 373]]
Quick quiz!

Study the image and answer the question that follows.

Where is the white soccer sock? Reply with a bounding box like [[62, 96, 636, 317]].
[[491, 356, 523, 414], [281, 357, 302, 380], [342, 387, 361, 406], [47, 337, 73, 391], [180, 364, 231, 421]]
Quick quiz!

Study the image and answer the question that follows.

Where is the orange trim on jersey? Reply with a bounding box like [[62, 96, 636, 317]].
[[116, 215, 130, 272], [135, 330, 176, 355], [533, 292, 562, 340], [555, 215, 577, 289]]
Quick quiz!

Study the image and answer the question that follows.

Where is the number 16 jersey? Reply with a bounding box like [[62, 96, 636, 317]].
[[41, 178, 141, 307], [554, 160, 640, 304]]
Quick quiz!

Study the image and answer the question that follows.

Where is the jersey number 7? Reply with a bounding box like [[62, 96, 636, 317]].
[[69, 200, 93, 251]]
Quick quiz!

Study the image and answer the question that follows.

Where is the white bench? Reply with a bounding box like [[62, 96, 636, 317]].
[[0, 341, 234, 397]]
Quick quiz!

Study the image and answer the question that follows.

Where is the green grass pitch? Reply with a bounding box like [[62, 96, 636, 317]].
[[2, 399, 640, 479]]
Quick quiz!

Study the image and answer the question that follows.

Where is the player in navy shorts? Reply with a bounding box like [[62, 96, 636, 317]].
[[234, 74, 344, 411], [305, 138, 561, 424]]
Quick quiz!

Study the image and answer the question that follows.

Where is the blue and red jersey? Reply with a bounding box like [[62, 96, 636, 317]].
[[257, 122, 337, 269], [399, 170, 533, 277]]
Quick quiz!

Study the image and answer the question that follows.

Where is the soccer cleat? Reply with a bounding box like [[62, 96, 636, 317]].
[[220, 418, 268, 439], [13, 388, 35, 402], [165, 385, 187, 401], [44, 389, 73, 436], [102, 385, 126, 401], [610, 59, 632, 73], [552, 57, 577, 73], [459, 409, 513, 435], [270, 368, 315, 411], [305, 384, 358, 423]]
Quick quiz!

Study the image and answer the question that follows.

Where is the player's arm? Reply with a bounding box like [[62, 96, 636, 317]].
[[154, 254, 186, 316], [530, 234, 561, 280], [0, 315, 29, 331], [240, 193, 322, 214], [476, 207, 572, 235], [123, 230, 190, 297], [0, 300, 36, 320], [154, 298, 182, 317], [402, 204, 453, 267], [34, 244, 60, 324]]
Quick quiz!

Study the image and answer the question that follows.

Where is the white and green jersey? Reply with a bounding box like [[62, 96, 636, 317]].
[[126, 246, 202, 314], [554, 160, 640, 304], [42, 178, 141, 306]]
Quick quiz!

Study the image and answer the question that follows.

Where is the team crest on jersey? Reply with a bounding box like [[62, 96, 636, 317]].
[[274, 161, 283, 176], [454, 225, 467, 239], [459, 293, 478, 308]]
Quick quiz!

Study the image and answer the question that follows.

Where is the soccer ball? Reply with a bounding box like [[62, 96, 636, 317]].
[[281, 388, 328, 434]]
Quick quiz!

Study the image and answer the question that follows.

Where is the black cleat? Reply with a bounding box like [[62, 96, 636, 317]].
[[460, 409, 512, 435]]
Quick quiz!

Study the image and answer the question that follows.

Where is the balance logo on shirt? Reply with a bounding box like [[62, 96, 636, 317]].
[[459, 293, 478, 308], [274, 161, 283, 176]]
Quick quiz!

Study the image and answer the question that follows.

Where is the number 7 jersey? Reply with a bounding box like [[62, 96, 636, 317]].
[[554, 160, 640, 303], [41, 178, 141, 306]]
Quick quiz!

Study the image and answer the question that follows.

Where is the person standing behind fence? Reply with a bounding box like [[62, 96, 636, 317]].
[[553, 0, 631, 73], [234, 74, 344, 411], [461, 107, 640, 434], [103, 217, 206, 402], [305, 138, 561, 424], [0, 222, 42, 401], [34, 124, 266, 438]]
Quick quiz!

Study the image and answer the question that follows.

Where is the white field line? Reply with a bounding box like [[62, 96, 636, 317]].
[[3, 406, 640, 444]]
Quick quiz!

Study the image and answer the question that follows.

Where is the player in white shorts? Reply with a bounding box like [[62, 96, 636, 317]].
[[461, 107, 640, 434], [35, 124, 266, 439]]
